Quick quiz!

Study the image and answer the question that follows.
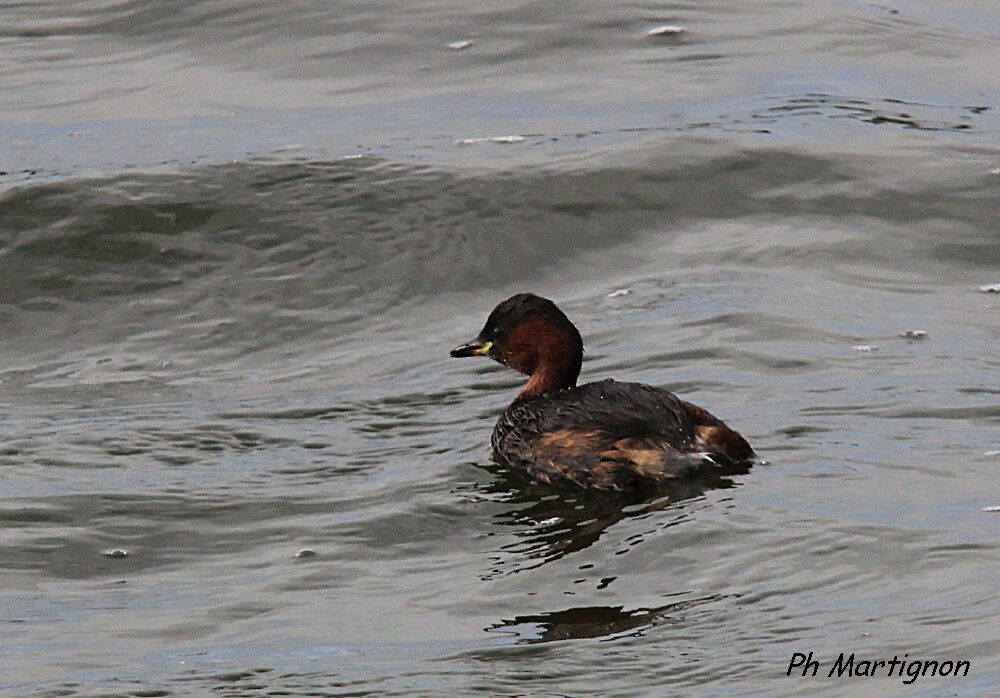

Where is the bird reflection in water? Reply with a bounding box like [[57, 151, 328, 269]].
[[474, 460, 751, 580], [459, 461, 750, 644], [486, 595, 725, 644], [470, 464, 749, 644]]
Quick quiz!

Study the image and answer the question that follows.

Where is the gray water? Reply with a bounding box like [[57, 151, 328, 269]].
[[2, 1, 999, 696]]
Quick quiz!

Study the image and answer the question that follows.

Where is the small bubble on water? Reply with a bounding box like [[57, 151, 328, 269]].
[[646, 25, 685, 36], [853, 345, 878, 352], [607, 288, 631, 298], [978, 283, 1000, 293], [447, 40, 474, 50], [102, 549, 128, 558], [900, 330, 928, 339], [295, 548, 316, 558]]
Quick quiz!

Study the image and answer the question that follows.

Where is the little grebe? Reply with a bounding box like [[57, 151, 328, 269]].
[[451, 293, 754, 490]]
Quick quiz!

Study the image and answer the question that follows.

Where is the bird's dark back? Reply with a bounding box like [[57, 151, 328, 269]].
[[492, 378, 695, 453]]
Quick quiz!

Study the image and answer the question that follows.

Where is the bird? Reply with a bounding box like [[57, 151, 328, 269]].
[[451, 293, 754, 490]]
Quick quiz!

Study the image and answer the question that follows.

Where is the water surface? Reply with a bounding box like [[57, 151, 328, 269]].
[[1, 1, 999, 696]]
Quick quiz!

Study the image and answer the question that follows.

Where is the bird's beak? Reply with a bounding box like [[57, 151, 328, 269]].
[[450, 341, 492, 358]]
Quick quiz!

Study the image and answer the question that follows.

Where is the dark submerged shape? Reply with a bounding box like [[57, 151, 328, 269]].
[[450, 293, 755, 490]]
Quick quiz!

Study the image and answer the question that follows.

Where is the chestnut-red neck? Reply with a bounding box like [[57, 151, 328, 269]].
[[499, 315, 582, 396], [520, 362, 578, 396]]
